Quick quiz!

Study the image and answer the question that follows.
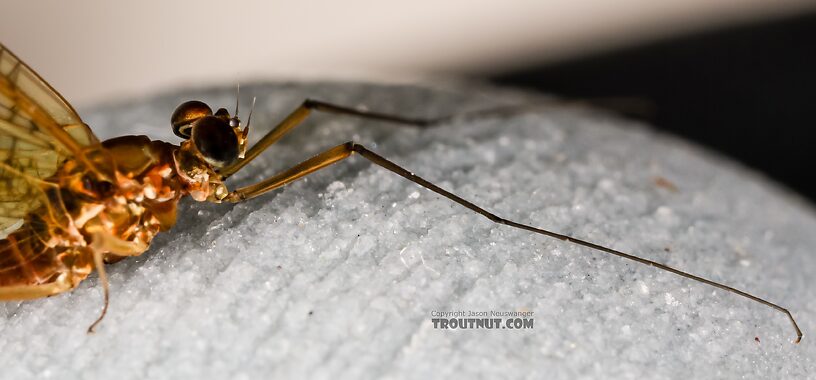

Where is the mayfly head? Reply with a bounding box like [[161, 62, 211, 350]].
[[171, 101, 241, 202], [171, 100, 248, 168]]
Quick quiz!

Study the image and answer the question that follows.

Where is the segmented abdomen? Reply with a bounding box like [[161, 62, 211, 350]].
[[0, 221, 70, 287]]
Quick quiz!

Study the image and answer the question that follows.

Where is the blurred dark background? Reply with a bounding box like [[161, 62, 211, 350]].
[[3, 1, 813, 202], [494, 11, 816, 202]]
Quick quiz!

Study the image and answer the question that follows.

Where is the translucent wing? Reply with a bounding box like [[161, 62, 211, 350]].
[[0, 42, 100, 238], [0, 227, 63, 287]]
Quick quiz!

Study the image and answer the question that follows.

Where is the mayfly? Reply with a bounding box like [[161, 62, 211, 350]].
[[0, 42, 801, 343]]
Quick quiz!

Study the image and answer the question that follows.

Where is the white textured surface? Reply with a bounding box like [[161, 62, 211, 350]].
[[1, 83, 813, 379]]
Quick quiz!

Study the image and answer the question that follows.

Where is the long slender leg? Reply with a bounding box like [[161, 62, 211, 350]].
[[226, 141, 802, 343], [302, 99, 559, 126], [218, 99, 442, 179], [225, 143, 352, 201], [219, 98, 562, 179], [303, 99, 444, 126]]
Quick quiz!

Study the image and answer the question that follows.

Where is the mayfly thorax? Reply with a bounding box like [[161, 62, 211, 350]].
[[0, 42, 802, 343]]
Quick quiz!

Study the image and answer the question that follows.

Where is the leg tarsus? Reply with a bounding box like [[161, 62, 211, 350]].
[[219, 98, 537, 179], [303, 99, 440, 127], [303, 99, 558, 128]]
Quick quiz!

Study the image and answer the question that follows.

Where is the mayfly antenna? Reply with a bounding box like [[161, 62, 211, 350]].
[[234, 83, 241, 117], [245, 96, 256, 135]]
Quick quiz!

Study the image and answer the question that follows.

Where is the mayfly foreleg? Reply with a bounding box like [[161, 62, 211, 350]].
[[219, 98, 555, 179], [224, 142, 356, 201], [224, 141, 802, 343], [218, 100, 440, 179], [300, 99, 443, 127]]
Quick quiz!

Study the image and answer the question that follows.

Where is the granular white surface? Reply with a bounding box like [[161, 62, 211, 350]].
[[1, 83, 813, 379]]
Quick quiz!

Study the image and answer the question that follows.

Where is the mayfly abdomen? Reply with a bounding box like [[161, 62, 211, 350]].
[[0, 222, 91, 288]]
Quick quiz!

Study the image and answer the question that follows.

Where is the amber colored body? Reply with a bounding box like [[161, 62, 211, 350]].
[[0, 136, 203, 291]]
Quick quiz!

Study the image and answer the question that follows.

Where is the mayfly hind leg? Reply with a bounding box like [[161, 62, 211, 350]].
[[83, 230, 153, 333], [223, 141, 802, 343], [86, 247, 109, 333], [0, 277, 76, 300], [0, 247, 110, 333]]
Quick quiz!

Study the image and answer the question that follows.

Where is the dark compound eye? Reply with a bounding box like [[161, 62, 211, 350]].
[[191, 116, 239, 167], [171, 100, 213, 138]]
